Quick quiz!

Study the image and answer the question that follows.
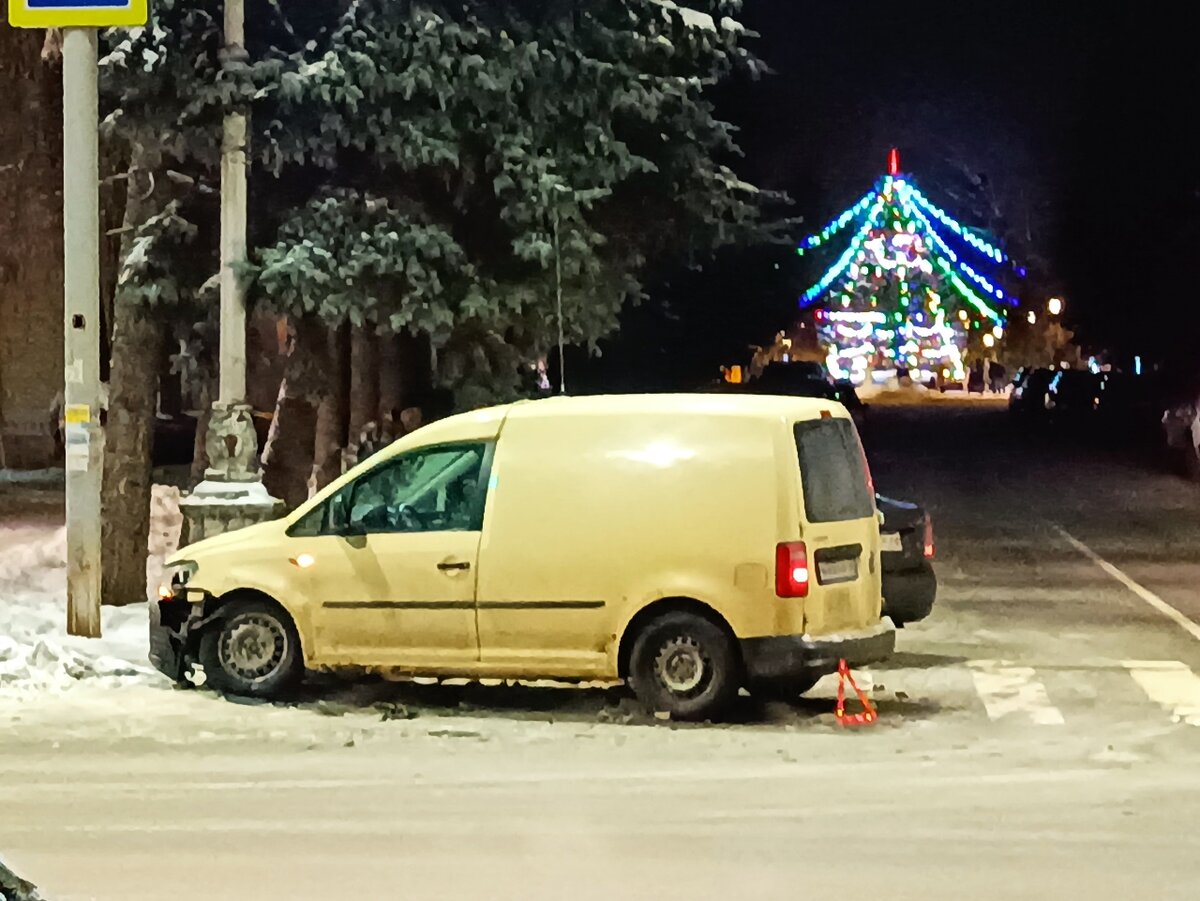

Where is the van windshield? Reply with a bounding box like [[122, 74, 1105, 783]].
[[793, 418, 874, 523]]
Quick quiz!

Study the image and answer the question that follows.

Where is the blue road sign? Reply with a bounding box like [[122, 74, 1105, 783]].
[[8, 0, 148, 28]]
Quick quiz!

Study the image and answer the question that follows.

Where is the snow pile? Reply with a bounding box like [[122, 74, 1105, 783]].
[[147, 484, 184, 600], [0, 485, 181, 696]]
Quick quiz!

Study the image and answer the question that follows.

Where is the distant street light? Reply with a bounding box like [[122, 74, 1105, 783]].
[[1027, 310, 1037, 325], [983, 333, 996, 348], [1048, 297, 1064, 316], [992, 325, 1004, 339]]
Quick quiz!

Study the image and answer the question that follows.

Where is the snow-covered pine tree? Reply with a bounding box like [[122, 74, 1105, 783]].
[[95, 0, 787, 593]]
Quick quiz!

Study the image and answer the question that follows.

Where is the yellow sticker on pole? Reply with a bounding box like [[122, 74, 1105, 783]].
[[64, 404, 91, 425], [8, 0, 149, 29]]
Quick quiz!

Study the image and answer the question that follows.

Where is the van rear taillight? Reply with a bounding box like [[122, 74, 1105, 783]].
[[923, 516, 935, 559], [775, 542, 810, 598]]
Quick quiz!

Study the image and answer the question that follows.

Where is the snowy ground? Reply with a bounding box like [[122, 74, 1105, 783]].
[[0, 485, 179, 699], [3, 408, 1200, 900], [857, 382, 1010, 405]]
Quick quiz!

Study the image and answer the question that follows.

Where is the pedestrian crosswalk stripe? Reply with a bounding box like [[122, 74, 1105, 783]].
[[1122, 660, 1200, 726], [966, 660, 1065, 725], [801, 658, 1200, 727]]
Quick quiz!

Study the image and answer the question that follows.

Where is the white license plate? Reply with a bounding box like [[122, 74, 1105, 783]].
[[818, 557, 859, 584], [880, 532, 903, 552]]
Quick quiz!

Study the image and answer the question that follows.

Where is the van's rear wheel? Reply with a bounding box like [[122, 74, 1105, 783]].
[[198, 597, 302, 699], [628, 612, 739, 722]]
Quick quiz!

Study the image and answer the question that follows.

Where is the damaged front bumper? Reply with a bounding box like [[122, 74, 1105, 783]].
[[148, 591, 212, 683]]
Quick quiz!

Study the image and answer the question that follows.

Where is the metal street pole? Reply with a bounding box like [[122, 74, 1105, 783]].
[[62, 27, 103, 638]]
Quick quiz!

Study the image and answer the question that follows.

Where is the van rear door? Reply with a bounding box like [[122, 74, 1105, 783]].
[[792, 416, 882, 635]]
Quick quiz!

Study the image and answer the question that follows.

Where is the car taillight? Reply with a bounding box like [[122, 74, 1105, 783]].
[[923, 516, 935, 559], [776, 542, 810, 598]]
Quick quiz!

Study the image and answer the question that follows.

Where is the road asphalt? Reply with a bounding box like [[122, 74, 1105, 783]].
[[2, 401, 1198, 901]]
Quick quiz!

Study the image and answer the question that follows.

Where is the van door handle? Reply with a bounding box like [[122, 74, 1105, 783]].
[[437, 560, 471, 572]]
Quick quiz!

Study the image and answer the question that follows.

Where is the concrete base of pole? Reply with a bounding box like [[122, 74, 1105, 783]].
[[179, 478, 282, 547]]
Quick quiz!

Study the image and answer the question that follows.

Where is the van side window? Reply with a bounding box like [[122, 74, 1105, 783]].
[[333, 443, 490, 535], [793, 420, 874, 523]]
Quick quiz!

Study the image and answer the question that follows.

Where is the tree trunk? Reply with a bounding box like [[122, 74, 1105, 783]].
[[101, 163, 167, 606], [378, 332, 403, 427], [102, 304, 165, 605], [347, 325, 379, 444], [398, 329, 434, 412], [262, 317, 325, 509], [310, 325, 348, 493]]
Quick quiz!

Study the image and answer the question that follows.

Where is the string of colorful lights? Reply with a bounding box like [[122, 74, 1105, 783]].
[[796, 149, 1022, 386]]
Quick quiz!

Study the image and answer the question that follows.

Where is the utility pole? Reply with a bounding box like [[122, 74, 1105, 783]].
[[219, 0, 248, 408], [10, 1, 150, 636], [180, 0, 281, 542], [62, 28, 103, 638]]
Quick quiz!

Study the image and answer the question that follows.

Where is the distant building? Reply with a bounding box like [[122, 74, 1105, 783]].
[[0, 30, 63, 468]]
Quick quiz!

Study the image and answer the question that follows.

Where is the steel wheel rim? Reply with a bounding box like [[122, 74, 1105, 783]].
[[218, 613, 287, 684], [654, 635, 710, 695]]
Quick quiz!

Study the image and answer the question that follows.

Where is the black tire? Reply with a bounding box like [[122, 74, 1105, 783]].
[[198, 596, 303, 699], [750, 674, 822, 703], [628, 611, 740, 722]]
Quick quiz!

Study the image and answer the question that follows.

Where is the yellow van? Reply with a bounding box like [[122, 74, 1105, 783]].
[[152, 394, 894, 721]]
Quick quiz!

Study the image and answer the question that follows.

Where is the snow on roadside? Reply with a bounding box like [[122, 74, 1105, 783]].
[[858, 384, 1010, 406], [0, 485, 181, 696]]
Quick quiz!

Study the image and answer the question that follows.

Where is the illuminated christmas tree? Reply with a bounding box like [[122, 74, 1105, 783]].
[[797, 149, 1020, 385]]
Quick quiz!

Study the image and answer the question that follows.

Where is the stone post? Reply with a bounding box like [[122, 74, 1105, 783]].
[[180, 0, 281, 545]]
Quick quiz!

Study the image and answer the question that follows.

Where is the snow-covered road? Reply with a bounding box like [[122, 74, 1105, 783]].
[[2, 405, 1200, 900]]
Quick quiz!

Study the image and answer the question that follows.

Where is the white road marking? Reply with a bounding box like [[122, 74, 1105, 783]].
[[1122, 660, 1200, 726], [1055, 526, 1200, 642], [967, 660, 1065, 725]]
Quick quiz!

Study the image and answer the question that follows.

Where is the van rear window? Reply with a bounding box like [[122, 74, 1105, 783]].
[[793, 419, 874, 523]]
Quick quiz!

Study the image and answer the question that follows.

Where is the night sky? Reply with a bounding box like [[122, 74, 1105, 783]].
[[730, 2, 1200, 366], [571, 4, 1199, 391]]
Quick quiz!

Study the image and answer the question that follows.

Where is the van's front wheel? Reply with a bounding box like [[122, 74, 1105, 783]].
[[629, 612, 739, 722], [198, 597, 303, 699]]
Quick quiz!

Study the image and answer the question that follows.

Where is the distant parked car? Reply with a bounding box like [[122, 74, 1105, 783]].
[[877, 494, 936, 627], [1045, 370, 1103, 422], [1162, 373, 1200, 479], [1094, 372, 1161, 437], [1009, 367, 1055, 415], [833, 380, 869, 432], [750, 362, 831, 394], [747, 365, 867, 431]]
